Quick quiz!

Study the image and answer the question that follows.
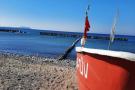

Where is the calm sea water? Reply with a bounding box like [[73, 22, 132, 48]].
[[0, 30, 135, 59]]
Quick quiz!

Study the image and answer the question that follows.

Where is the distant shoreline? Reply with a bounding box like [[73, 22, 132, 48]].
[[0, 27, 132, 41]]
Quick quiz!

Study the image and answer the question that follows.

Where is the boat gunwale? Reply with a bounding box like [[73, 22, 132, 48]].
[[76, 47, 135, 61]]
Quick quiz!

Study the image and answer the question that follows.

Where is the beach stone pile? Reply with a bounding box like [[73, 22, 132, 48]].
[[0, 52, 78, 90]]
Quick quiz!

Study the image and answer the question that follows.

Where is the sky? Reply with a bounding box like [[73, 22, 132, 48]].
[[0, 0, 135, 35]]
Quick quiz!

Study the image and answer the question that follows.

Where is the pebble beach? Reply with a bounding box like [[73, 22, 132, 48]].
[[0, 52, 78, 90]]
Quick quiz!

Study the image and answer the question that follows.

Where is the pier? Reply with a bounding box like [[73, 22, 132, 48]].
[[40, 32, 128, 41]]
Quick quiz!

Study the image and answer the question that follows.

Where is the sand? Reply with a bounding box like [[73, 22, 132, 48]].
[[0, 52, 78, 90]]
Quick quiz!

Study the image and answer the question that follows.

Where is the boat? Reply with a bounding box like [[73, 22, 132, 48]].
[[76, 47, 135, 90], [75, 4, 135, 90]]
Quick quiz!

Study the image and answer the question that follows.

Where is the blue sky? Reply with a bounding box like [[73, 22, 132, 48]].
[[0, 0, 135, 35]]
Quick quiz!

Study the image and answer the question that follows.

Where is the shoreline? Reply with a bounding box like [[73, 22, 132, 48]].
[[0, 52, 78, 90]]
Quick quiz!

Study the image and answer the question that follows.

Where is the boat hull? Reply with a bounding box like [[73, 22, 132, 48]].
[[76, 52, 135, 90]]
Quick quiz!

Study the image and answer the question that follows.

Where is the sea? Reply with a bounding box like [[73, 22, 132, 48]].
[[0, 28, 135, 60]]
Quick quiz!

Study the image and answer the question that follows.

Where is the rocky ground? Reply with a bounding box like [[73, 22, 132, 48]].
[[0, 52, 78, 90]]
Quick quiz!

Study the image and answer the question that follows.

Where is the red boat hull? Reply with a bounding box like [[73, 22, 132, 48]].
[[76, 52, 135, 90]]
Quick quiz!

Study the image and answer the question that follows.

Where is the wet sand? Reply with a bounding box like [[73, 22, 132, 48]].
[[0, 52, 78, 90]]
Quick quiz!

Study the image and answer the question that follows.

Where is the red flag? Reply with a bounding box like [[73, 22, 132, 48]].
[[84, 15, 90, 38]]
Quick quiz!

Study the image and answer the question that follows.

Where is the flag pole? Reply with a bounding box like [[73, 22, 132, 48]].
[[81, 4, 91, 47], [108, 9, 119, 50]]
